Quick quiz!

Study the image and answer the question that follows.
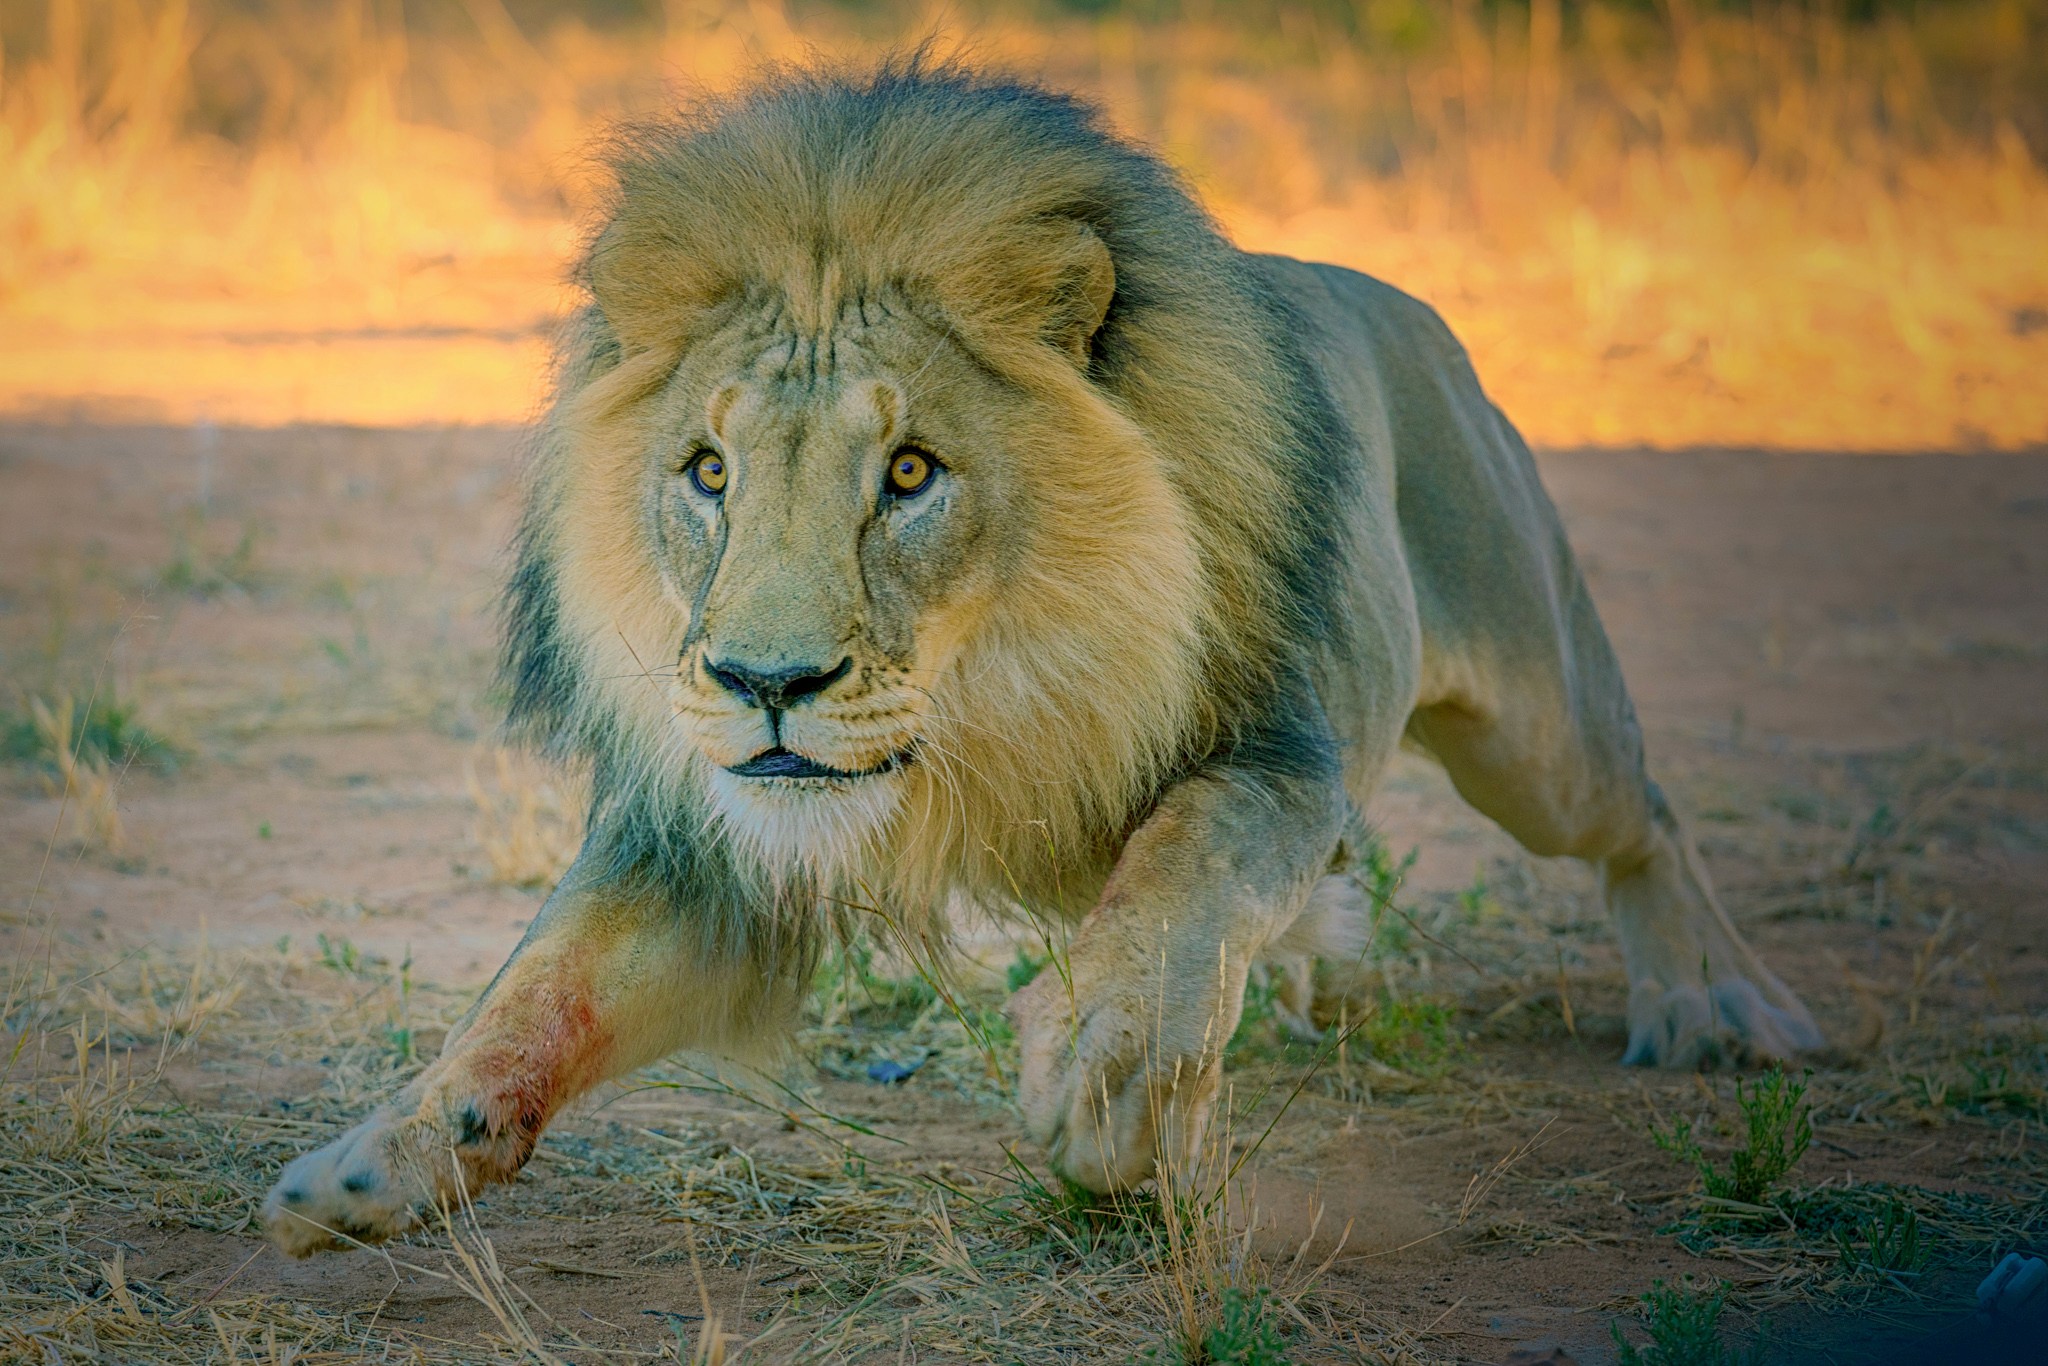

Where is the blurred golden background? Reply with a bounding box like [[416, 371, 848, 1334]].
[[4, 0, 2044, 449]]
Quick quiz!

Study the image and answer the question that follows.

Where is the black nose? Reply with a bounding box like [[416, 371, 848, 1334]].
[[705, 657, 851, 711]]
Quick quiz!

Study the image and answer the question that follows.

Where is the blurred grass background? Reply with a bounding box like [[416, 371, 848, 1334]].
[[2, 0, 2044, 448]]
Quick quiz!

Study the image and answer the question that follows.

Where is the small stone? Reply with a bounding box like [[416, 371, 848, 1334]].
[[865, 1056, 924, 1084]]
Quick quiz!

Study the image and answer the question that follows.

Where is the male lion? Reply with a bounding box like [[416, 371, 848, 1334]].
[[264, 61, 1820, 1255]]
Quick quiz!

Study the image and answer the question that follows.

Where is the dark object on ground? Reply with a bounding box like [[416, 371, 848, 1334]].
[[1871, 1257, 2048, 1366], [1504, 1345, 1580, 1366]]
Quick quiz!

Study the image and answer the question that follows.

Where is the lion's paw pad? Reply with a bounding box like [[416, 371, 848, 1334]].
[[262, 1119, 422, 1258], [1623, 978, 1823, 1068]]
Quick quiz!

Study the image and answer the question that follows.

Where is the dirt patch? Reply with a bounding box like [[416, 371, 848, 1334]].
[[3, 424, 2043, 1362]]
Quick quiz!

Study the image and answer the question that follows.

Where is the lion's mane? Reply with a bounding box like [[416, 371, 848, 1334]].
[[502, 58, 1354, 962]]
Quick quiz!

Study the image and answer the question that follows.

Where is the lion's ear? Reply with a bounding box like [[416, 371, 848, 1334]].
[[1041, 223, 1116, 366]]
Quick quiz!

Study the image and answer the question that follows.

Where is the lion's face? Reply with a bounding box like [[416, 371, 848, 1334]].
[[644, 298, 1026, 873]]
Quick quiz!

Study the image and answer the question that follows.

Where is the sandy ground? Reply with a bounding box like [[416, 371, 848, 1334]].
[[2, 423, 2044, 1362]]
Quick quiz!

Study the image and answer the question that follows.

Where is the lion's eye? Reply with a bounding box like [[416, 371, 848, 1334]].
[[686, 449, 728, 497], [886, 447, 937, 498]]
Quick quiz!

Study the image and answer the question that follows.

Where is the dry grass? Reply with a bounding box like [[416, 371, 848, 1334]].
[[1, 734, 2040, 1361], [1, 868, 2040, 1361], [0, 926, 1414, 1363], [1, 0, 2043, 447], [0, 930, 606, 1363], [468, 747, 582, 890], [29, 694, 128, 855]]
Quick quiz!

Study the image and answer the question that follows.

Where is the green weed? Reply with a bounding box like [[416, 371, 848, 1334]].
[[2, 692, 175, 772], [316, 618, 375, 674], [314, 933, 365, 977], [1904, 1047, 2048, 1123], [813, 935, 937, 1027], [161, 521, 262, 598], [1361, 993, 1461, 1074], [384, 951, 417, 1066], [1005, 946, 1047, 993], [1652, 1067, 1813, 1206], [1832, 1197, 1927, 1278], [1456, 871, 1496, 925], [993, 1149, 1167, 1260], [1357, 839, 1420, 955], [1195, 1287, 1291, 1365], [1227, 970, 1288, 1058], [995, 1157, 1297, 1364], [1611, 1278, 1759, 1366]]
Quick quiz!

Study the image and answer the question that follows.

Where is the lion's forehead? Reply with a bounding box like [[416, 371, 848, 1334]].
[[709, 326, 912, 446], [726, 284, 917, 381]]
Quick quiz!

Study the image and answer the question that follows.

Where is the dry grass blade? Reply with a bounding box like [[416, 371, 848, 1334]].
[[468, 747, 581, 890], [1, 0, 2043, 450], [419, 1162, 571, 1366], [30, 693, 127, 854]]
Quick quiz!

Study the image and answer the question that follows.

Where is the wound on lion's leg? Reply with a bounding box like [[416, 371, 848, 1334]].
[[426, 971, 617, 1184], [261, 865, 745, 1258]]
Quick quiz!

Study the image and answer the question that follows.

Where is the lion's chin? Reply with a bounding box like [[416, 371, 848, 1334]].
[[703, 762, 905, 887]]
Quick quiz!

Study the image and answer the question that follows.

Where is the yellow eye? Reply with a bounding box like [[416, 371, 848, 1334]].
[[687, 449, 727, 496], [886, 447, 936, 497]]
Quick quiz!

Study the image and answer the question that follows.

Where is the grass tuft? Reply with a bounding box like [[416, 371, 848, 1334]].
[[160, 520, 264, 599], [3, 690, 175, 772], [1197, 1286, 1293, 1365], [1832, 1196, 1927, 1279], [1653, 1067, 1814, 1207], [1611, 1278, 1759, 1366], [467, 747, 581, 890], [24, 695, 131, 853]]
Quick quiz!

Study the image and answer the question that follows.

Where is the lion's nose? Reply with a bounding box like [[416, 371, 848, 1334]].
[[705, 657, 851, 711]]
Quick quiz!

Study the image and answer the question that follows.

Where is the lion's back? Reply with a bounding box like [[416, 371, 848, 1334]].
[[1254, 254, 1594, 759]]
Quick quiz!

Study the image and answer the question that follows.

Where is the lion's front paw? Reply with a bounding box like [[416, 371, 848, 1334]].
[[1623, 976, 1824, 1069], [1008, 966, 1228, 1193], [263, 1110, 434, 1257]]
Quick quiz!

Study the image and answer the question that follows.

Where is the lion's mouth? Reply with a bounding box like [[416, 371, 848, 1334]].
[[724, 746, 908, 781]]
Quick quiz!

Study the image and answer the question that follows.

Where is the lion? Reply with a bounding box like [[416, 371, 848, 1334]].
[[262, 59, 1821, 1256]]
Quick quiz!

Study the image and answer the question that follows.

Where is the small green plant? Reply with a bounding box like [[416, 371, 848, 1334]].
[[1360, 993, 1461, 1074], [1227, 970, 1285, 1057], [1456, 870, 1494, 924], [384, 951, 417, 1066], [1196, 1287, 1291, 1365], [317, 618, 375, 674], [315, 933, 364, 976], [813, 935, 937, 1026], [1612, 1278, 1758, 1366], [2, 692, 174, 772], [1834, 1197, 1926, 1278], [995, 1149, 1160, 1258], [161, 521, 262, 598], [1906, 1052, 2048, 1123], [1652, 1067, 1813, 1206], [1357, 839, 1419, 954], [1005, 946, 1047, 993]]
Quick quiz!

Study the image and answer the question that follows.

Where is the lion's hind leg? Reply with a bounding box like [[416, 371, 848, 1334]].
[[1407, 605, 1822, 1069], [1599, 786, 1822, 1066]]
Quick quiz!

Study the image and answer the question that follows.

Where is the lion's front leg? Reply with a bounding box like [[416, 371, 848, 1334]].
[[263, 853, 795, 1257], [1008, 762, 1346, 1193]]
